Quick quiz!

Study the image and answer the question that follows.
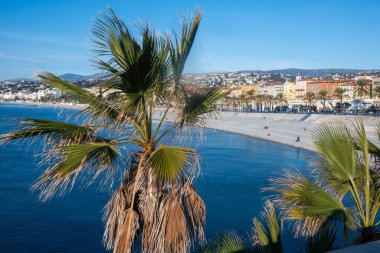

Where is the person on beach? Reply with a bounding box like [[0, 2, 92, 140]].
[[296, 136, 300, 142]]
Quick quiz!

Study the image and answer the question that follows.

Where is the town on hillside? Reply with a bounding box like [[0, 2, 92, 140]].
[[1, 70, 380, 113]]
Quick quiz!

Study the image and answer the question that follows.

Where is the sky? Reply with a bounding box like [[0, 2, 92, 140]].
[[0, 0, 379, 80]]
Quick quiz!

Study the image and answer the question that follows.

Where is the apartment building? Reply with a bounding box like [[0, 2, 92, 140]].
[[257, 82, 284, 97], [307, 80, 355, 97], [283, 81, 296, 100]]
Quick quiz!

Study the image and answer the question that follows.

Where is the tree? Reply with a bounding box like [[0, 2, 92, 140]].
[[0, 9, 228, 253], [354, 79, 370, 98], [333, 87, 349, 113], [255, 95, 265, 111], [275, 93, 287, 112], [318, 90, 329, 112], [304, 92, 316, 112], [273, 120, 380, 244]]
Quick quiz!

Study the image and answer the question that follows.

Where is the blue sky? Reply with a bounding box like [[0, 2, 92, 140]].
[[1, 0, 379, 80]]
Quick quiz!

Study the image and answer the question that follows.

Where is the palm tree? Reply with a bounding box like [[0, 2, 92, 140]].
[[318, 90, 329, 112], [273, 120, 380, 244], [0, 9, 228, 253], [354, 79, 370, 98], [255, 95, 265, 111], [246, 89, 256, 111], [333, 87, 349, 113], [304, 92, 316, 113], [202, 200, 335, 253], [266, 95, 275, 111], [275, 93, 287, 112]]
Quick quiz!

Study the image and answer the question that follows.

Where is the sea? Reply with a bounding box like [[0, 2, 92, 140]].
[[0, 104, 316, 252]]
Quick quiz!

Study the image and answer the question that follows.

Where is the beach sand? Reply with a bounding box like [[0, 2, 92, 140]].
[[207, 112, 380, 152]]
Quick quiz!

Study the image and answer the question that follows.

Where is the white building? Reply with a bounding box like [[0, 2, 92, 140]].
[[257, 82, 284, 97]]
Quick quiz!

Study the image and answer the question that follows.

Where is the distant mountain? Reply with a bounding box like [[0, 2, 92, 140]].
[[3, 77, 34, 82], [58, 73, 105, 81], [265, 68, 370, 77]]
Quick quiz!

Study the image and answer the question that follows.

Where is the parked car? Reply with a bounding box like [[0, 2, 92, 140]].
[[274, 105, 289, 112], [365, 105, 380, 114]]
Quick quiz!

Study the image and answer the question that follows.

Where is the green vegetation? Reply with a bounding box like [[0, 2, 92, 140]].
[[318, 90, 329, 112], [354, 79, 370, 98], [333, 87, 349, 112], [0, 9, 228, 253]]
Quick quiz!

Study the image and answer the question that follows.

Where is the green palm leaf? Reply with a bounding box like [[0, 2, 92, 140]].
[[179, 87, 229, 127], [273, 172, 354, 237], [305, 226, 336, 253], [252, 201, 283, 253], [147, 145, 198, 181], [36, 72, 119, 120], [312, 121, 358, 193], [202, 231, 247, 253], [169, 9, 202, 87], [34, 141, 120, 200], [0, 118, 94, 145]]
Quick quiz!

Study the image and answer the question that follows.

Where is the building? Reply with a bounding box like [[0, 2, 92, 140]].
[[295, 75, 311, 99], [307, 80, 355, 97], [257, 82, 284, 97], [223, 85, 258, 98], [340, 82, 355, 99], [283, 81, 296, 100]]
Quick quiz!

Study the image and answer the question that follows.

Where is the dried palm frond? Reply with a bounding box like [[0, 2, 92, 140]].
[[184, 183, 206, 241]]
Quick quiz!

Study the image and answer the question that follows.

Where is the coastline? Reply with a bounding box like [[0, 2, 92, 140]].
[[0, 100, 87, 110], [2, 101, 380, 152], [206, 112, 380, 152]]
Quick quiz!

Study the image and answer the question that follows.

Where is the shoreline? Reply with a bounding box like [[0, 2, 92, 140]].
[[2, 102, 380, 152], [206, 112, 380, 152], [0, 100, 87, 110]]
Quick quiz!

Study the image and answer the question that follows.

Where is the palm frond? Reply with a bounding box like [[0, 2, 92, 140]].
[[305, 226, 336, 253], [252, 201, 283, 253], [33, 141, 120, 201], [36, 72, 119, 120], [272, 171, 354, 237], [147, 145, 199, 181], [178, 87, 229, 127], [169, 9, 202, 86], [0, 118, 94, 145], [185, 183, 206, 241], [202, 231, 247, 253], [312, 121, 358, 193]]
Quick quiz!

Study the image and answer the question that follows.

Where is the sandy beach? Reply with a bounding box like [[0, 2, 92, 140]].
[[207, 112, 380, 152]]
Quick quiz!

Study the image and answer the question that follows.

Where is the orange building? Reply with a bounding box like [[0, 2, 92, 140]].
[[307, 80, 355, 96]]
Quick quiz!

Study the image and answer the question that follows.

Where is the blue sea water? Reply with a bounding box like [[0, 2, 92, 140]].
[[0, 105, 316, 252]]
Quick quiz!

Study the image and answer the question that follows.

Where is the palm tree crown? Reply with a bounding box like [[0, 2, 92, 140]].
[[354, 79, 370, 98], [0, 9, 228, 253]]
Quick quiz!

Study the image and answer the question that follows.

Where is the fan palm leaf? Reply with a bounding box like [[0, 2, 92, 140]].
[[148, 145, 199, 181], [252, 201, 283, 253], [0, 118, 95, 145], [178, 87, 229, 127], [272, 171, 354, 237], [36, 72, 119, 120], [34, 141, 120, 200]]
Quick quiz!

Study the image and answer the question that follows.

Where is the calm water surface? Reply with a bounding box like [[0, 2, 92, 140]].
[[0, 105, 316, 252]]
